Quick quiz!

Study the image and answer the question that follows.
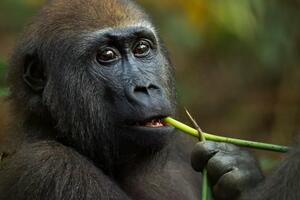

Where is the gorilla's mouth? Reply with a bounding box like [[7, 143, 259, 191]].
[[128, 116, 169, 128], [138, 118, 167, 128]]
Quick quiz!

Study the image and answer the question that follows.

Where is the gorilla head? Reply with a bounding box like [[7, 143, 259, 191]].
[[7, 0, 176, 172]]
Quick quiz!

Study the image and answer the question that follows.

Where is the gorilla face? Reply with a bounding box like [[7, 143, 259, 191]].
[[89, 27, 176, 143], [39, 25, 176, 158], [86, 26, 176, 145]]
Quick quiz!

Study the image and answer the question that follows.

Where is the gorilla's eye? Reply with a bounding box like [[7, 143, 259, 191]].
[[133, 39, 152, 57], [97, 47, 120, 64]]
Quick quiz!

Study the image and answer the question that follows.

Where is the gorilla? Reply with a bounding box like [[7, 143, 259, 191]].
[[0, 0, 263, 199]]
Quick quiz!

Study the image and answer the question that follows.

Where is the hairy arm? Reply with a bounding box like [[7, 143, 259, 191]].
[[240, 148, 300, 200], [0, 140, 131, 200]]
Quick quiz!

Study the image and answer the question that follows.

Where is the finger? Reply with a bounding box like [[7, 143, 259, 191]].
[[191, 141, 241, 172], [206, 153, 236, 184], [213, 168, 243, 200], [191, 141, 219, 171]]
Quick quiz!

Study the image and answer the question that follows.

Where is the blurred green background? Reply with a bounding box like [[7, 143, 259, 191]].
[[0, 0, 299, 166]]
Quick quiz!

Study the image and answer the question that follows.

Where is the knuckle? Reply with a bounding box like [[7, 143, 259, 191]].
[[207, 154, 236, 172], [192, 142, 217, 159], [193, 141, 206, 152], [214, 170, 243, 197]]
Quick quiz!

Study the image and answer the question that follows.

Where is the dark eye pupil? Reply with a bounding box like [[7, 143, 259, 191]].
[[97, 49, 118, 63], [134, 41, 150, 56]]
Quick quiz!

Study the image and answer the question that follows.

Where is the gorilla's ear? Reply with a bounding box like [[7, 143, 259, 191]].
[[23, 54, 46, 92]]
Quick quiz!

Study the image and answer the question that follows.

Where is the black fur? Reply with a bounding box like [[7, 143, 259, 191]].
[[240, 148, 300, 200]]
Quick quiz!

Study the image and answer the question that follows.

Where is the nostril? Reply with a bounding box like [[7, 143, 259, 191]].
[[134, 86, 148, 94], [134, 84, 160, 94]]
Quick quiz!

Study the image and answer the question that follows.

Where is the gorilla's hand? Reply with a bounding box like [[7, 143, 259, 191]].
[[191, 141, 263, 200]]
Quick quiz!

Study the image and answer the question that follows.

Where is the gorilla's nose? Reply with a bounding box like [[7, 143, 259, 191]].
[[126, 83, 164, 106]]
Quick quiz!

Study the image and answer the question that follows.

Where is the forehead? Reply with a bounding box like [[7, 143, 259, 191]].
[[44, 0, 148, 28], [89, 21, 157, 38], [27, 0, 155, 52]]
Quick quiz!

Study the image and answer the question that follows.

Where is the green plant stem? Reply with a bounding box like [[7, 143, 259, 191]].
[[184, 109, 212, 200], [164, 117, 289, 153], [201, 169, 212, 200]]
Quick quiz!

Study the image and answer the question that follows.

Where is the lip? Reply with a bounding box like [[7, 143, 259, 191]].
[[126, 124, 175, 134], [120, 120, 175, 147]]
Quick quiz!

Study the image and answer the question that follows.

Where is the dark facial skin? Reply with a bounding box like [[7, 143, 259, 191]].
[[86, 27, 175, 146], [0, 0, 264, 199]]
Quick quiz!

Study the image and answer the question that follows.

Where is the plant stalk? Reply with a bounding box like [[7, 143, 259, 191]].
[[164, 117, 289, 153], [184, 109, 213, 200]]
